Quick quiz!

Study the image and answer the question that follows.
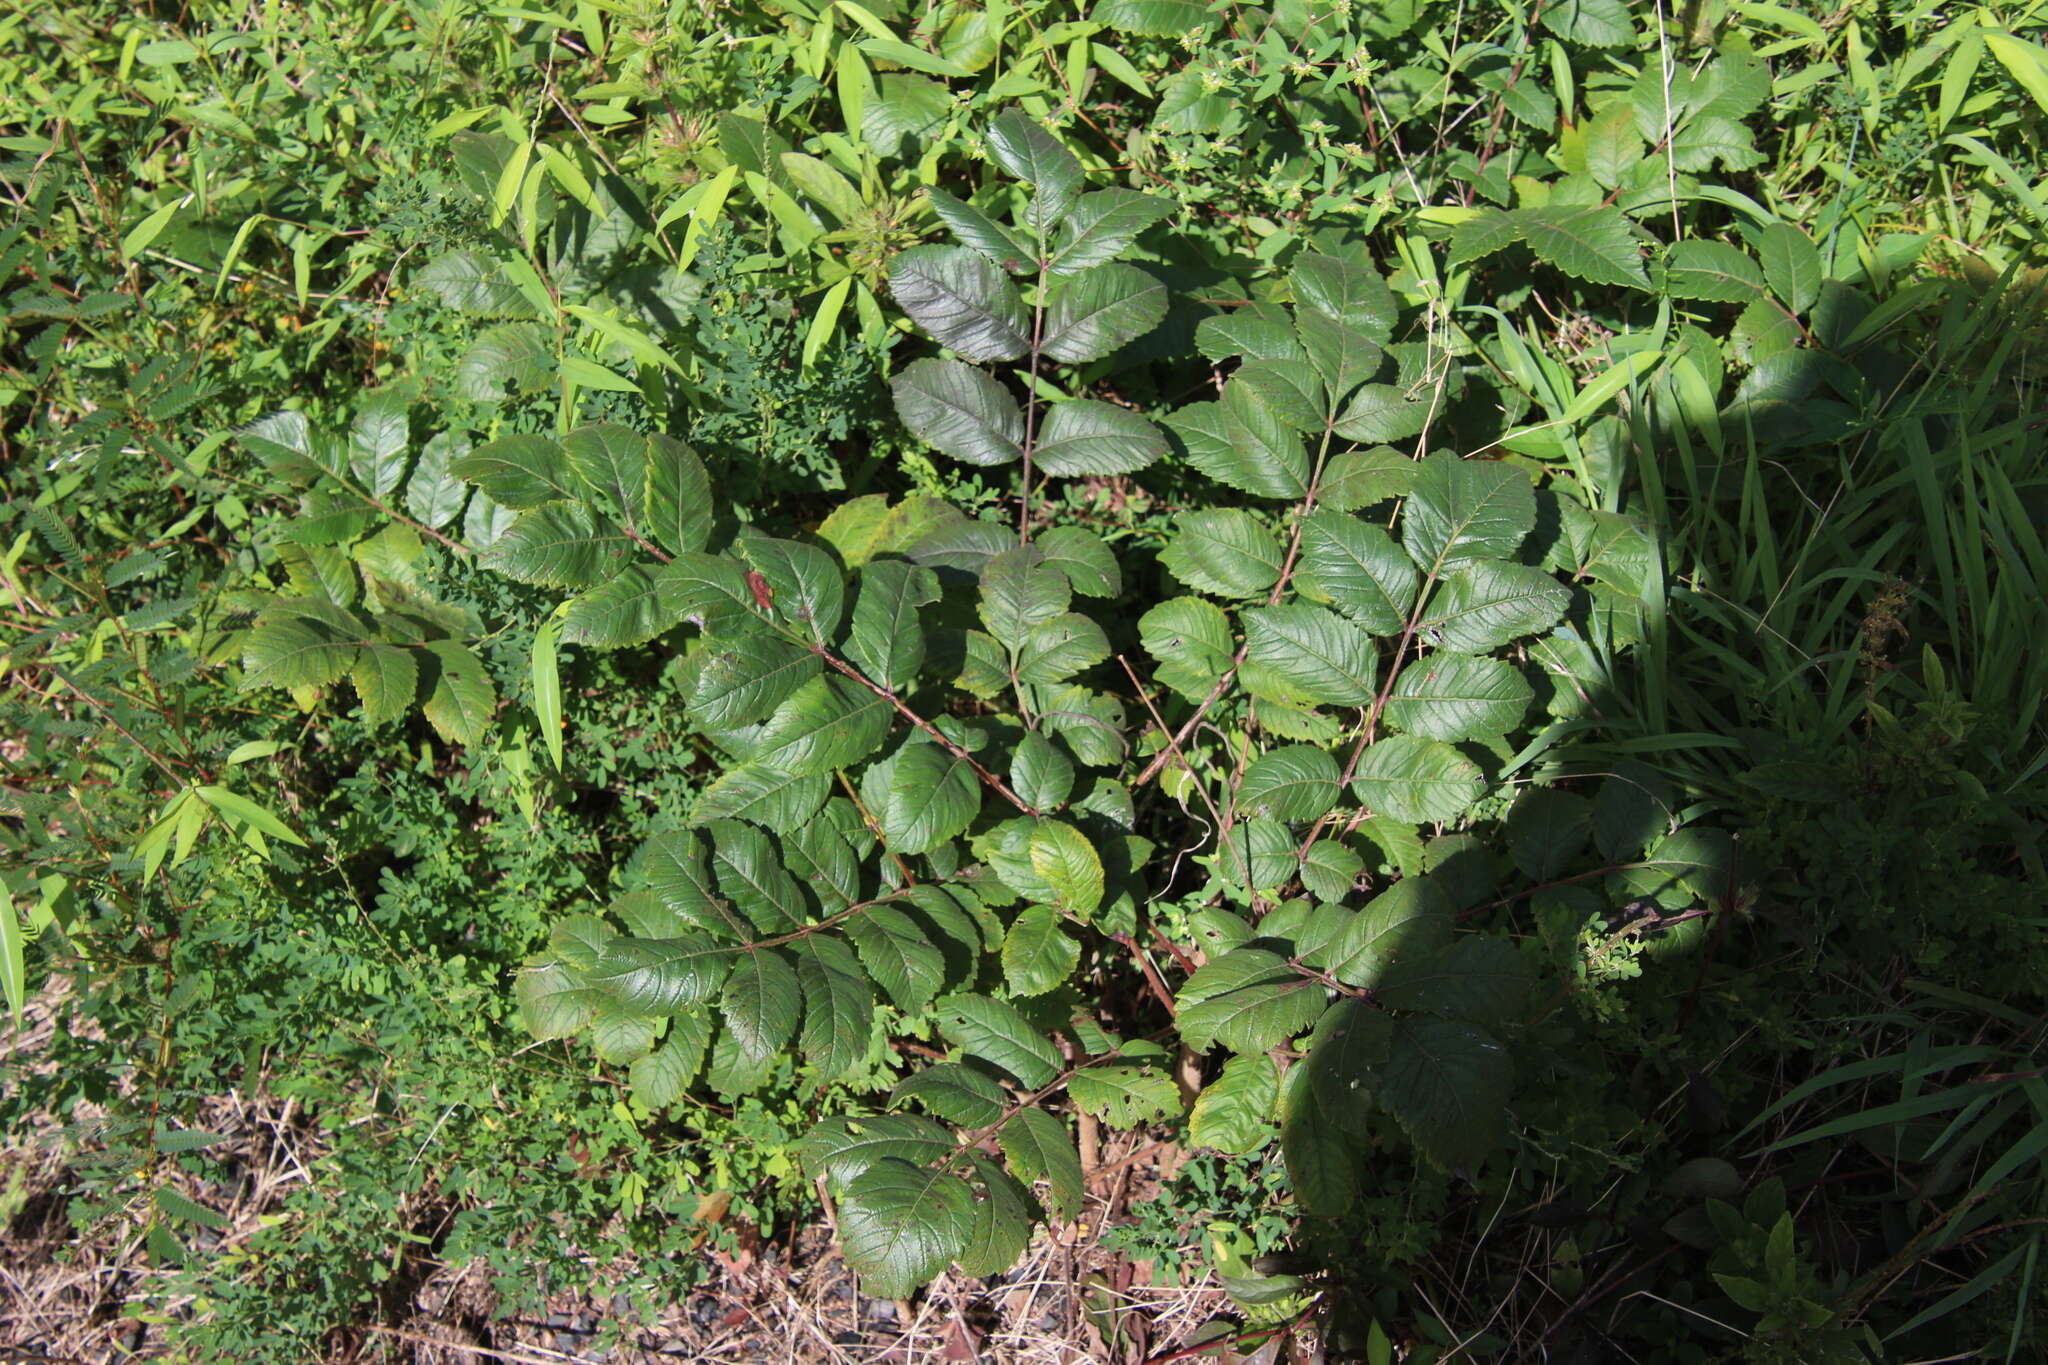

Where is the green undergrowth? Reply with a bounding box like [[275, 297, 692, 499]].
[[3, 1, 2045, 1362]]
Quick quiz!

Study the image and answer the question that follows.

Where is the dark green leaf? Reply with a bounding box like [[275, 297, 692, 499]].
[[751, 676, 893, 775], [1235, 745, 1341, 822], [1017, 611, 1110, 684], [800, 1113, 956, 1185], [349, 389, 409, 498], [414, 249, 536, 317], [1318, 447, 1417, 511], [659, 553, 763, 634], [1161, 510, 1285, 597], [1290, 253, 1398, 343], [1231, 359, 1325, 433], [1029, 820, 1104, 918], [891, 357, 1025, 467], [1241, 604, 1377, 707], [420, 640, 495, 745], [1140, 595, 1236, 699], [1506, 787, 1591, 881], [1002, 902, 1078, 995], [561, 422, 653, 528], [646, 432, 713, 556], [999, 1108, 1082, 1218], [882, 741, 981, 854], [1299, 840, 1363, 902], [839, 1158, 977, 1299], [890, 244, 1031, 362], [848, 559, 940, 692], [707, 819, 807, 932], [687, 631, 821, 729], [562, 566, 678, 647], [629, 1017, 710, 1106], [1090, 0, 1216, 37], [1041, 264, 1168, 363], [1010, 734, 1076, 810], [404, 432, 470, 529], [846, 905, 947, 1012], [892, 1063, 1007, 1127], [588, 935, 732, 1013], [1400, 453, 1536, 571], [1759, 222, 1822, 313], [1304, 997, 1393, 1134], [1378, 937, 1533, 1025], [350, 643, 418, 724], [720, 948, 803, 1069], [1515, 205, 1651, 291], [1035, 526, 1120, 597], [1048, 189, 1176, 276], [454, 322, 553, 401], [1068, 1064, 1180, 1127], [1188, 1052, 1279, 1155], [1419, 561, 1569, 653], [1321, 877, 1454, 988], [740, 535, 845, 645], [1177, 975, 1326, 1055], [980, 546, 1071, 643], [515, 958, 603, 1039], [1349, 736, 1485, 824], [240, 601, 368, 691], [1664, 240, 1769, 302], [637, 830, 751, 943], [984, 110, 1083, 213], [926, 187, 1033, 271], [956, 1155, 1036, 1277], [1297, 510, 1418, 634], [1196, 310, 1302, 363], [1295, 310, 1385, 404], [482, 500, 632, 587], [1379, 1016, 1512, 1169], [691, 764, 829, 832], [1166, 399, 1311, 500], [1541, 0, 1633, 45], [935, 992, 1061, 1087], [1333, 383, 1432, 443], [1281, 1061, 1359, 1214], [451, 435, 585, 510], [795, 935, 874, 1084], [1384, 653, 1532, 742], [1032, 401, 1167, 476]]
